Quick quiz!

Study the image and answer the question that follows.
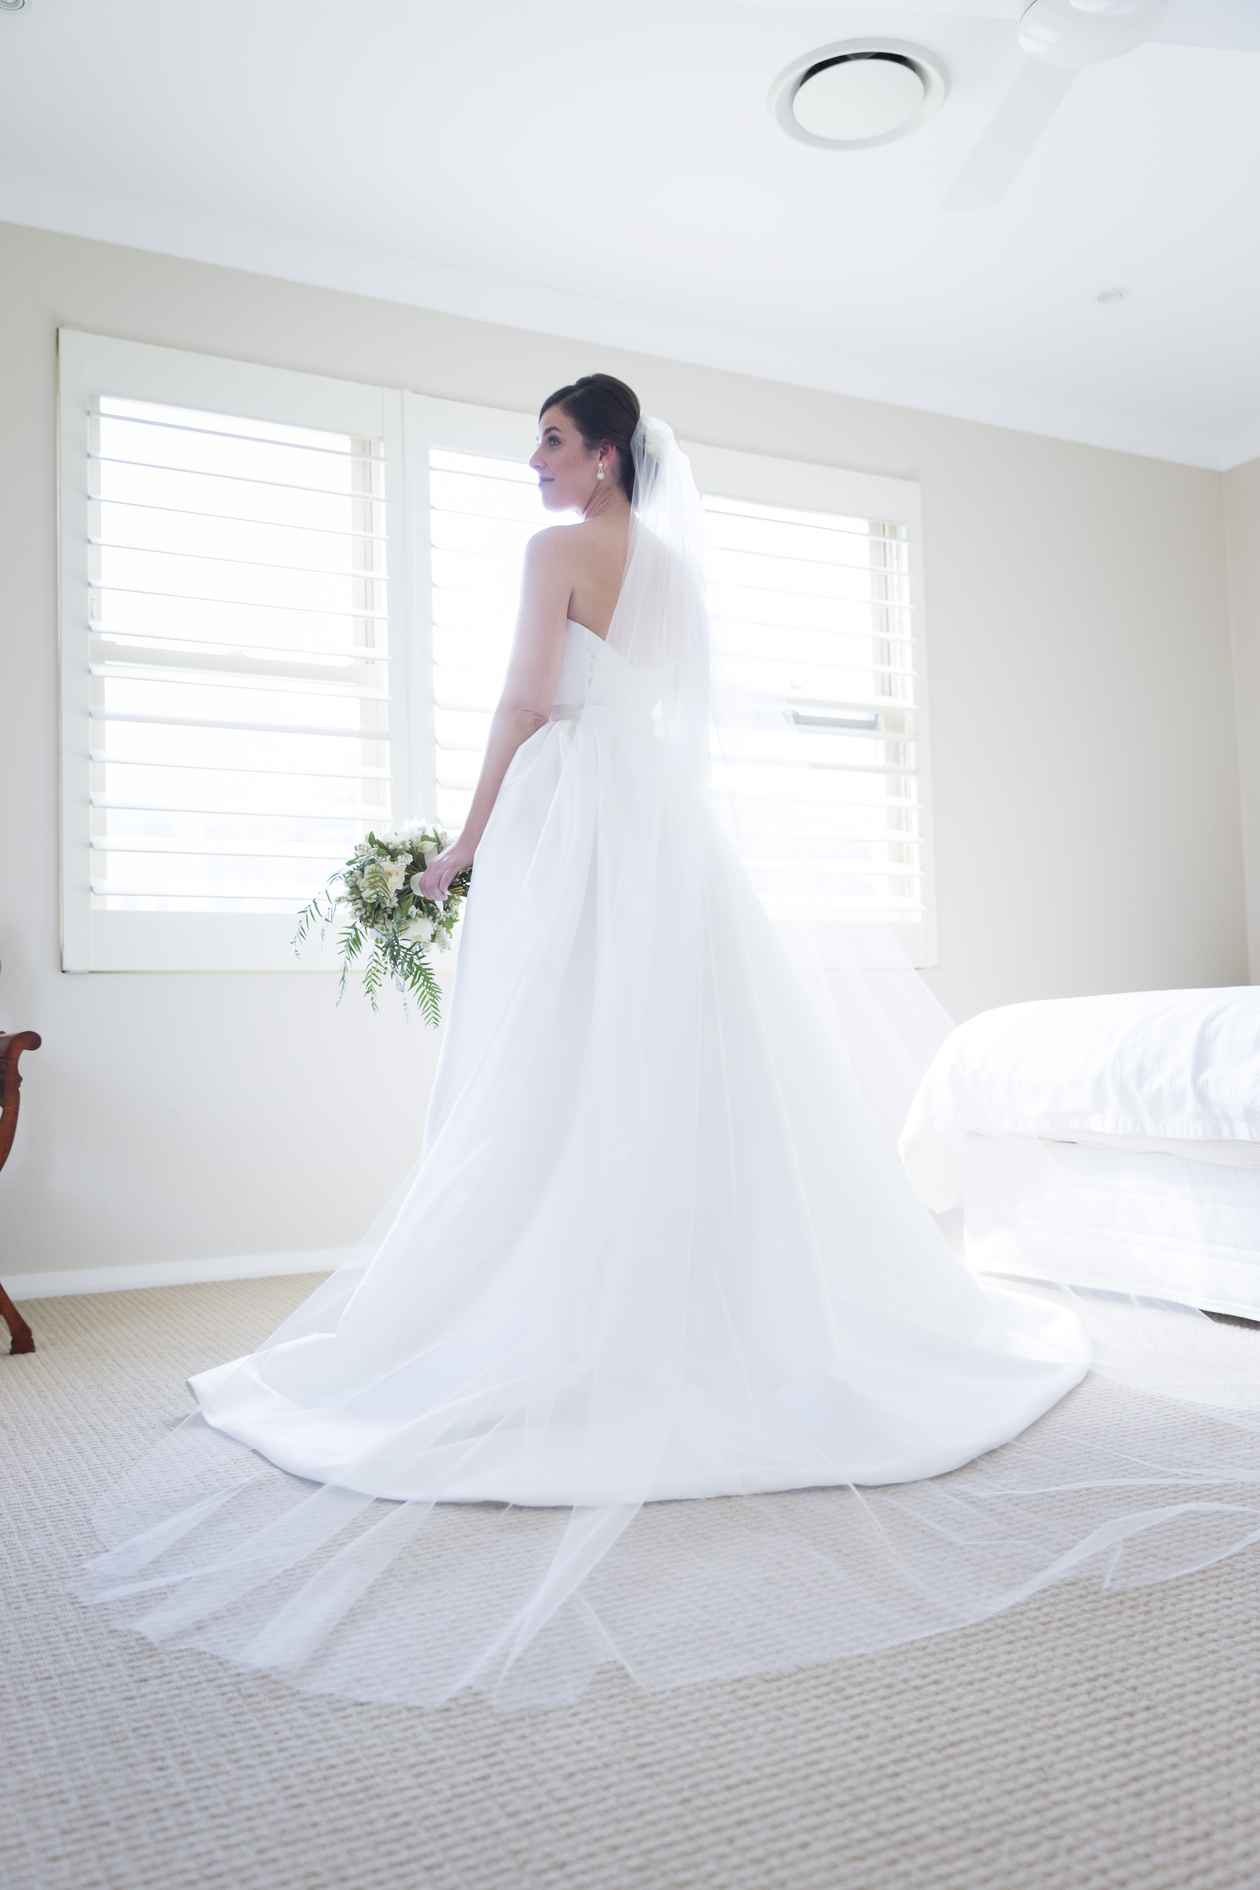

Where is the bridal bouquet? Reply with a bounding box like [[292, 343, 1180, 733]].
[[292, 822, 472, 1021]]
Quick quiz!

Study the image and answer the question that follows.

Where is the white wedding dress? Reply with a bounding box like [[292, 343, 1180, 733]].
[[192, 617, 1088, 1505], [71, 425, 1260, 1712]]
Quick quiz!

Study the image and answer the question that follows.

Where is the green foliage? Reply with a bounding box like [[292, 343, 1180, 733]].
[[291, 825, 473, 1022]]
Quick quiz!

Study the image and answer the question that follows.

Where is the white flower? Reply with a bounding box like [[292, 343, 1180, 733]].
[[381, 858, 409, 894], [400, 913, 435, 943]]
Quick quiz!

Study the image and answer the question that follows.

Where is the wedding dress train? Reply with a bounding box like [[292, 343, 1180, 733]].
[[69, 426, 1260, 1712]]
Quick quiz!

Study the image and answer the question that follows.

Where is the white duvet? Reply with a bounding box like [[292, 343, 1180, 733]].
[[899, 985, 1260, 1214]]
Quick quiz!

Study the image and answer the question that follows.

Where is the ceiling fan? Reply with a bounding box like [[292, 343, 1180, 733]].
[[940, 0, 1260, 210]]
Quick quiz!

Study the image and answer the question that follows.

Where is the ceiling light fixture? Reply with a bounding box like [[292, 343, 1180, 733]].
[[769, 38, 947, 152], [0, 1, 28, 13]]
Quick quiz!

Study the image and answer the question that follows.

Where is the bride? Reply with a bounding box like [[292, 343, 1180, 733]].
[[71, 374, 1260, 1711]]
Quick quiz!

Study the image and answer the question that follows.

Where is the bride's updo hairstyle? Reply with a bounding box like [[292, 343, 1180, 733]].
[[538, 373, 649, 506]]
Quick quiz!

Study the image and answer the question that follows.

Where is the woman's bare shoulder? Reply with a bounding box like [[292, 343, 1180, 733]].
[[521, 523, 581, 589], [528, 518, 631, 629]]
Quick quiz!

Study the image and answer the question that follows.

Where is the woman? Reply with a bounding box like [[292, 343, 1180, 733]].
[[71, 376, 1260, 1711]]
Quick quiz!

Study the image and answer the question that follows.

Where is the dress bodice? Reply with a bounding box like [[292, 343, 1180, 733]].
[[547, 617, 662, 730], [549, 618, 607, 713]]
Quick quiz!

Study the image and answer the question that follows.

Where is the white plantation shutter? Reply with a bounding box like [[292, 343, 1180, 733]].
[[692, 444, 935, 965], [59, 332, 409, 972], [60, 363, 934, 974], [404, 403, 935, 966]]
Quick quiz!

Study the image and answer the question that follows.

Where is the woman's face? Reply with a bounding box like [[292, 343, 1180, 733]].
[[529, 405, 606, 512]]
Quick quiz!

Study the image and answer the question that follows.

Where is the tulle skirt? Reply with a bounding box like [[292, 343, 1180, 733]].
[[68, 706, 1260, 1711]]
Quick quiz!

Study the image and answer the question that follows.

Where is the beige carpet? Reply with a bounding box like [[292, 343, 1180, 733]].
[[3, 1276, 1259, 1890]]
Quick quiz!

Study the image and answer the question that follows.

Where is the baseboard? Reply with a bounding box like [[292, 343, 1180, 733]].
[[5, 1247, 351, 1301]]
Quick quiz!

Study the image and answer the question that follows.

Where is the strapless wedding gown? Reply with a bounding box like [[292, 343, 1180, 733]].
[[72, 616, 1260, 1710], [190, 618, 1089, 1502]]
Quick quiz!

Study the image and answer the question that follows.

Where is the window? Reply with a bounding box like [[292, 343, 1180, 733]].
[[59, 347, 933, 970], [58, 331, 408, 971], [404, 407, 935, 967], [690, 443, 934, 964]]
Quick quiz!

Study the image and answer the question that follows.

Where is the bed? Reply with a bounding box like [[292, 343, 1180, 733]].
[[897, 986, 1260, 1321]]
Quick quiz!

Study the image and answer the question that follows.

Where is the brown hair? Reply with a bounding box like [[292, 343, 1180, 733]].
[[538, 373, 642, 504]]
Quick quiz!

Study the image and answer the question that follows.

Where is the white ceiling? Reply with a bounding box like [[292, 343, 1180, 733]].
[[3, 0, 1259, 469]]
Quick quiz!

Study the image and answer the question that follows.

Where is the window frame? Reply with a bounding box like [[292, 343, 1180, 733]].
[[403, 402, 936, 965], [57, 328, 412, 972], [58, 339, 935, 972]]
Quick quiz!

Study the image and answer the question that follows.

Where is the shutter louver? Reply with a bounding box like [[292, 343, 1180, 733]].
[[702, 493, 930, 934], [86, 396, 392, 915]]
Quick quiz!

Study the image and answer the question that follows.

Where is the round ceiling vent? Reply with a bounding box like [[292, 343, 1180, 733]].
[[769, 39, 948, 151]]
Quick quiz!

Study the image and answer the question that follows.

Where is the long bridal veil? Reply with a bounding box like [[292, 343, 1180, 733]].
[[69, 416, 1260, 1712]]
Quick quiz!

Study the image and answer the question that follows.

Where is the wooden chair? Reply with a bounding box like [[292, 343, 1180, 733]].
[[0, 1030, 41, 1355]]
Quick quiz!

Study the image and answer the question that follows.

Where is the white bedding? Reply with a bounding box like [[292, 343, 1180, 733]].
[[898, 984, 1260, 1318], [958, 1132, 1260, 1320], [899, 985, 1260, 1215], [1060, 1129, 1260, 1168]]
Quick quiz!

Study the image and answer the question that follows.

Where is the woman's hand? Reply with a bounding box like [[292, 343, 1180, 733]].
[[415, 832, 477, 902]]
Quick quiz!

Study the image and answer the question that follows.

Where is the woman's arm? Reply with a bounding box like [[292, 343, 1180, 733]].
[[415, 529, 572, 898]]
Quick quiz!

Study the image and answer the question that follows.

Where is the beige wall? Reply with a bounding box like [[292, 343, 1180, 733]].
[[0, 219, 1249, 1287], [1225, 457, 1260, 972]]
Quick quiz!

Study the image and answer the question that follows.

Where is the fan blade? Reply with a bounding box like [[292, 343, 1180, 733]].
[[941, 56, 1078, 209], [1153, 0, 1260, 53]]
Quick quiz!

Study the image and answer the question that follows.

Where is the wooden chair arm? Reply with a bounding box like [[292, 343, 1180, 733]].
[[0, 1031, 42, 1175], [0, 1030, 40, 1354]]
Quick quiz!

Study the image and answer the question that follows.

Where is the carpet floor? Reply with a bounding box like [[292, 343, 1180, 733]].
[[3, 1275, 1259, 1890]]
